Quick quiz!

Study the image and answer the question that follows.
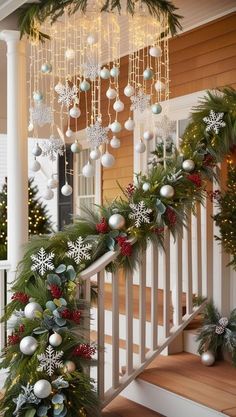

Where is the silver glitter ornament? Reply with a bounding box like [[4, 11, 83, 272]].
[[201, 351, 215, 366]]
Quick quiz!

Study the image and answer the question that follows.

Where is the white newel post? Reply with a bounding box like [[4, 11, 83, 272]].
[[0, 30, 28, 284]]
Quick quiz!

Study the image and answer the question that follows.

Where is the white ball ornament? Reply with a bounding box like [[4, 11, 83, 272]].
[[160, 184, 175, 199], [155, 80, 166, 92], [124, 117, 135, 131], [34, 380, 52, 399], [100, 67, 110, 79], [30, 159, 41, 172], [41, 63, 52, 74], [142, 182, 151, 192], [135, 140, 146, 154], [143, 130, 154, 141], [47, 177, 58, 189], [110, 66, 120, 78], [80, 80, 90, 92], [65, 48, 75, 60], [124, 84, 135, 97], [87, 34, 97, 45], [49, 332, 62, 347], [20, 336, 38, 355], [42, 187, 54, 200], [110, 136, 120, 149], [61, 182, 73, 196], [149, 45, 162, 58], [28, 122, 34, 132], [201, 351, 215, 366], [106, 87, 117, 100], [69, 105, 81, 119], [24, 302, 43, 319], [143, 68, 154, 80], [151, 103, 162, 115], [90, 147, 101, 160], [64, 360, 76, 373], [71, 141, 82, 153], [101, 152, 115, 168], [113, 99, 124, 113], [109, 213, 125, 230], [32, 143, 42, 157], [33, 91, 43, 102], [82, 161, 95, 178], [66, 128, 73, 138], [182, 159, 195, 172], [110, 121, 122, 133]]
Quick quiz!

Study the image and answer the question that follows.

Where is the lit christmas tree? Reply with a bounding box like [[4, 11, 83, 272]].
[[0, 178, 52, 260]]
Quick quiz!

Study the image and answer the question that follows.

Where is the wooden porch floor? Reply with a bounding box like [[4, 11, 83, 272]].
[[138, 352, 236, 416]]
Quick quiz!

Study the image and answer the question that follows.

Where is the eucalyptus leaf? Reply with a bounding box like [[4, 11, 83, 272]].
[[24, 409, 36, 417], [33, 327, 48, 335], [55, 264, 66, 274]]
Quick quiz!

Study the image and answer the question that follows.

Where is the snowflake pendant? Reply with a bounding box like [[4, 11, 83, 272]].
[[41, 137, 65, 161], [66, 236, 92, 264], [129, 201, 152, 227], [31, 247, 55, 276], [82, 62, 100, 80], [155, 115, 176, 141], [203, 110, 226, 134], [86, 120, 109, 148], [56, 82, 78, 107], [30, 103, 53, 127], [37, 345, 63, 376], [130, 89, 150, 113]]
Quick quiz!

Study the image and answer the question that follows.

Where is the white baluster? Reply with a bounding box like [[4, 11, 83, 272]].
[[163, 229, 170, 338], [112, 271, 119, 389], [139, 250, 146, 363], [183, 216, 193, 314], [173, 232, 183, 326], [97, 270, 105, 399], [150, 242, 158, 351], [126, 270, 133, 375]]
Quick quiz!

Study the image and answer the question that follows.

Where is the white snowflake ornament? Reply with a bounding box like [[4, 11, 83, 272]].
[[129, 201, 152, 227], [66, 236, 92, 264], [82, 62, 100, 80], [130, 89, 150, 113], [37, 345, 63, 376], [56, 82, 78, 107], [31, 247, 55, 276], [203, 110, 226, 134], [155, 115, 176, 141], [29, 103, 53, 127], [86, 120, 109, 148], [41, 137, 65, 161]]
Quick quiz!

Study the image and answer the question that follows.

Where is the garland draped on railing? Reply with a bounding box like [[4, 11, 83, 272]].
[[1, 87, 236, 417]]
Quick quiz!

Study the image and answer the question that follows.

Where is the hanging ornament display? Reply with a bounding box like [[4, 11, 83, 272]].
[[143, 130, 154, 141], [70, 141, 82, 153], [61, 183, 73, 197], [32, 143, 42, 157], [101, 151, 115, 168], [124, 118, 135, 131], [42, 187, 54, 200], [82, 161, 95, 178], [30, 159, 41, 172], [90, 147, 101, 160], [135, 140, 146, 154], [110, 136, 121, 149], [47, 176, 59, 189]]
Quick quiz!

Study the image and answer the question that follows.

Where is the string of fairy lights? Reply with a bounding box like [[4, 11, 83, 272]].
[[27, 1, 171, 200]]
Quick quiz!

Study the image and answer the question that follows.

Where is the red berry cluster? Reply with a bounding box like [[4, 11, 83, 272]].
[[96, 217, 109, 234], [153, 226, 165, 235], [187, 173, 202, 188], [50, 284, 63, 299], [8, 333, 21, 346], [165, 207, 177, 226], [11, 292, 29, 304], [126, 183, 135, 197], [208, 189, 221, 202], [61, 308, 82, 324], [73, 343, 96, 359], [203, 154, 215, 167], [116, 236, 133, 257]]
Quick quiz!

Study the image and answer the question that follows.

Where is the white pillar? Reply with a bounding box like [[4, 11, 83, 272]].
[[0, 30, 28, 278]]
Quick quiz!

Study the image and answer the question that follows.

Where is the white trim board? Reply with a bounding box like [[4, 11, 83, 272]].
[[123, 379, 227, 417]]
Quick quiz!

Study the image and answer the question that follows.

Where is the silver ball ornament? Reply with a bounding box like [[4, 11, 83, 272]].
[[100, 67, 110, 79], [30, 159, 41, 172], [61, 183, 73, 196], [124, 84, 134, 97], [41, 63, 52, 74], [33, 380, 52, 399], [42, 187, 54, 200], [71, 141, 82, 153], [201, 351, 215, 366], [135, 140, 146, 154], [143, 68, 154, 80], [109, 213, 125, 230], [160, 185, 175, 199], [142, 182, 151, 192], [124, 118, 135, 131], [20, 336, 38, 355], [49, 332, 62, 347], [101, 152, 115, 168], [65, 48, 75, 60], [149, 45, 162, 58], [110, 66, 120, 78], [32, 143, 42, 157], [155, 80, 166, 92], [151, 103, 162, 115], [33, 91, 43, 102], [182, 159, 195, 172], [69, 105, 81, 118], [143, 130, 154, 141], [113, 99, 124, 113], [80, 80, 90, 92], [66, 128, 73, 138], [110, 121, 122, 133], [106, 87, 117, 100], [24, 302, 43, 319], [47, 177, 58, 189], [90, 148, 101, 160], [64, 360, 76, 373], [110, 136, 120, 149], [82, 161, 95, 178]]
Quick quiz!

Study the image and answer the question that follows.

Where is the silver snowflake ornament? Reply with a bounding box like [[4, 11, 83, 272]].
[[31, 247, 55, 276], [41, 137, 65, 161], [56, 82, 78, 107], [130, 89, 150, 113], [129, 201, 152, 228], [155, 115, 176, 141], [82, 62, 100, 81], [86, 120, 109, 148], [29, 103, 53, 127], [13, 383, 40, 416], [37, 345, 63, 376], [203, 110, 226, 134], [66, 236, 92, 264]]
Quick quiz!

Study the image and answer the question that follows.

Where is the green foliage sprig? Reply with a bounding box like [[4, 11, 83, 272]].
[[18, 0, 182, 41]]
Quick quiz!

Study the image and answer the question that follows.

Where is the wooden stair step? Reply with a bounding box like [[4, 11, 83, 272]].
[[138, 352, 236, 416], [102, 396, 165, 417]]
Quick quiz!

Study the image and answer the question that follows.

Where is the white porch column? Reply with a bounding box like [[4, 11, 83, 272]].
[[0, 30, 28, 279]]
